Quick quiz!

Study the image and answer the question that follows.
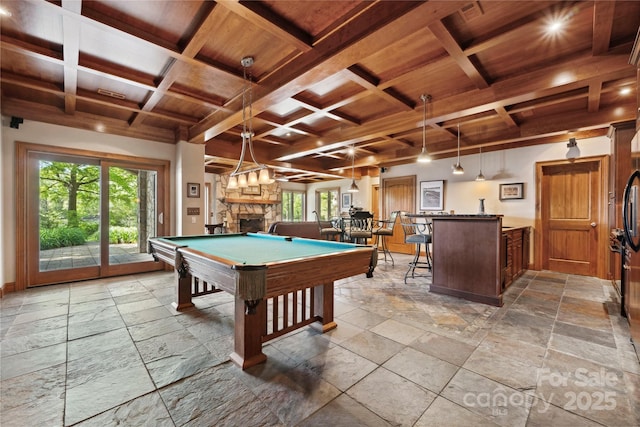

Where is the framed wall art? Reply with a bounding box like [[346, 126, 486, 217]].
[[420, 180, 444, 211], [187, 182, 200, 198], [499, 183, 524, 200], [341, 192, 352, 209]]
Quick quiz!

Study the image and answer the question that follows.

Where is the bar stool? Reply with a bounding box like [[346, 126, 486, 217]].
[[372, 210, 399, 265], [312, 210, 342, 241], [399, 211, 432, 283], [344, 211, 374, 244]]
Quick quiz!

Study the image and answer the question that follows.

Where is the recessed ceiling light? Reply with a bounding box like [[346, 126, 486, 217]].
[[547, 20, 563, 33]]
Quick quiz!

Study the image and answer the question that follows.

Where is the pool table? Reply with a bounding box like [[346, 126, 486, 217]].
[[148, 232, 376, 369]]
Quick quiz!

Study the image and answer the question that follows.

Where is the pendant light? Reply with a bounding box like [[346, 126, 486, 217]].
[[475, 145, 486, 181], [347, 145, 359, 192], [226, 56, 274, 191], [417, 94, 432, 163], [452, 123, 464, 175]]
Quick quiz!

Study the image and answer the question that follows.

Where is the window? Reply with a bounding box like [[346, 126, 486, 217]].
[[282, 190, 305, 221], [315, 188, 340, 220]]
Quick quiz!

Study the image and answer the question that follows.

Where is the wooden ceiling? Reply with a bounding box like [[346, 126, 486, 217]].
[[1, 1, 639, 183]]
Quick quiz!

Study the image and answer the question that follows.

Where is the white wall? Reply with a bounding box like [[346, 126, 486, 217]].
[[290, 136, 610, 225], [381, 135, 610, 227], [1, 118, 177, 287]]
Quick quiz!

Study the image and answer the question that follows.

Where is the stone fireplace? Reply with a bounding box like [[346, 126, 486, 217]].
[[214, 175, 282, 233]]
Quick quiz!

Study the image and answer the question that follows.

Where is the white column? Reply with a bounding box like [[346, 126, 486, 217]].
[[175, 141, 205, 235]]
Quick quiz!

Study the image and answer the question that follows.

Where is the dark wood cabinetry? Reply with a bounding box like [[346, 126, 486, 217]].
[[503, 227, 530, 288], [431, 215, 505, 306]]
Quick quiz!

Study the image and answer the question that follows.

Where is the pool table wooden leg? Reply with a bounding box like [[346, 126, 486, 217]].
[[171, 270, 194, 311], [311, 282, 337, 333], [230, 296, 267, 369]]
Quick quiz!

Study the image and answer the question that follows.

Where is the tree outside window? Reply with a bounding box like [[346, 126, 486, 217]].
[[315, 188, 339, 220], [282, 190, 305, 221]]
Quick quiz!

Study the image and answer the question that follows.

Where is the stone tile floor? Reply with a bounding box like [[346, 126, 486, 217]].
[[1, 254, 639, 426]]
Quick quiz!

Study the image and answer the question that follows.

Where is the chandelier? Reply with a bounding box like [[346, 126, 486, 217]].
[[227, 57, 273, 190]]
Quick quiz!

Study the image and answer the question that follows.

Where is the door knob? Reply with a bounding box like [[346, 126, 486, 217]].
[[590, 222, 596, 227]]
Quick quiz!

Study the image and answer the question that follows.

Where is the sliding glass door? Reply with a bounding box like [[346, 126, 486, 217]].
[[20, 145, 168, 287]]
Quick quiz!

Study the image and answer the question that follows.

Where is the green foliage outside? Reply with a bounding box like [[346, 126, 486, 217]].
[[40, 227, 86, 250], [39, 161, 141, 250], [108, 226, 138, 244], [282, 191, 305, 221]]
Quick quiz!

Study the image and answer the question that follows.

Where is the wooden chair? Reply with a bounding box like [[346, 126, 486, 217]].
[[205, 223, 225, 234], [312, 210, 342, 241], [399, 211, 432, 283], [372, 210, 399, 265], [344, 211, 374, 245]]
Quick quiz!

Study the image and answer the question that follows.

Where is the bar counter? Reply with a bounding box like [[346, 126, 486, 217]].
[[409, 214, 506, 306]]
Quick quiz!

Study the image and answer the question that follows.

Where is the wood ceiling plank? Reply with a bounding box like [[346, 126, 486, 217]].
[[219, 1, 312, 52], [592, 0, 616, 55], [588, 81, 602, 113], [62, 13, 79, 114], [427, 20, 489, 89], [272, 52, 634, 161], [345, 65, 413, 111], [195, 1, 460, 142], [130, 4, 224, 128], [495, 106, 518, 129], [1, 97, 175, 142], [2, 0, 637, 180], [462, 2, 595, 57]]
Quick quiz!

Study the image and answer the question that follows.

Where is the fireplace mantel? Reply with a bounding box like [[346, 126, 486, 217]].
[[220, 197, 281, 205]]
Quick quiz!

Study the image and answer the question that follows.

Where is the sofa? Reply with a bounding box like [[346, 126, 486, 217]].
[[267, 221, 331, 240]]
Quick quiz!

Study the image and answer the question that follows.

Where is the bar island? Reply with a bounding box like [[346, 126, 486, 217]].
[[430, 214, 504, 306], [410, 214, 529, 306]]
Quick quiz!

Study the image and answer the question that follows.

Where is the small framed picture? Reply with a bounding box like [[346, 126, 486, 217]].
[[342, 193, 352, 209], [242, 185, 261, 195], [187, 182, 200, 198], [499, 183, 524, 200], [420, 180, 444, 211]]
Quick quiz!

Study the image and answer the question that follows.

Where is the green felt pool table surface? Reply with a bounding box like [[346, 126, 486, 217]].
[[155, 232, 364, 265]]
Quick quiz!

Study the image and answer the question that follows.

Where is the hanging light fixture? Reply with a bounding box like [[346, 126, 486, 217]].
[[452, 123, 464, 175], [417, 94, 432, 163], [226, 56, 274, 191], [475, 145, 486, 181], [347, 145, 359, 192]]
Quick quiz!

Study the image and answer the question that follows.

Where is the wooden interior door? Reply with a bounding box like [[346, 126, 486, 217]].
[[371, 184, 380, 221], [382, 175, 416, 254], [536, 157, 607, 277]]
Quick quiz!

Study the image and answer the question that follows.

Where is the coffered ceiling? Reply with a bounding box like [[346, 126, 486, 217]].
[[1, 1, 639, 182]]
